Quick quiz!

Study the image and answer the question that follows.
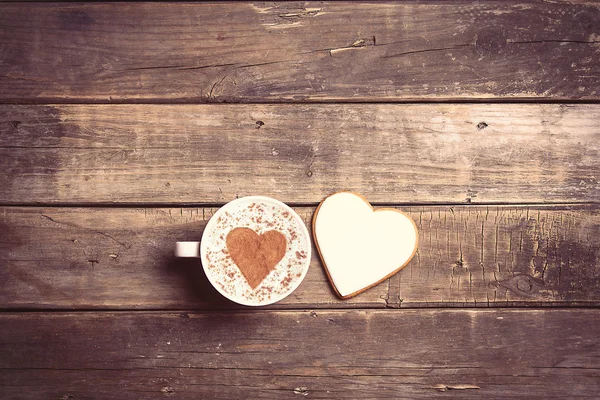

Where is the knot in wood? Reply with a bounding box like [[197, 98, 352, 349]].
[[499, 274, 544, 298], [573, 9, 599, 34], [476, 30, 507, 55], [516, 277, 533, 292]]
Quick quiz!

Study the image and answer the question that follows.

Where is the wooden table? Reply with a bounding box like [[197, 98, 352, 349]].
[[1, 2, 599, 398]]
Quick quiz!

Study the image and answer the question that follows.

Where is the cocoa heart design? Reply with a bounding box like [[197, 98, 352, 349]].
[[226, 227, 287, 289], [313, 192, 418, 299]]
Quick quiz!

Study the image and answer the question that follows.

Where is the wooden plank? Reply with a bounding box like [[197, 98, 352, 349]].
[[1, 104, 599, 204], [1, 309, 599, 399], [399, 204, 600, 307], [0, 2, 599, 102], [0, 206, 388, 309], [1, 205, 599, 309]]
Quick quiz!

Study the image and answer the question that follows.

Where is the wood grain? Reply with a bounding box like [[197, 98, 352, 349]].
[[0, 206, 387, 309], [1, 309, 599, 399], [1, 104, 599, 204], [400, 204, 600, 307], [0, 2, 599, 102], [2, 1, 598, 396], [1, 205, 598, 309]]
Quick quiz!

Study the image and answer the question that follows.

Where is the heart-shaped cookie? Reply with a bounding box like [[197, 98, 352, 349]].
[[313, 192, 418, 299], [226, 227, 287, 289]]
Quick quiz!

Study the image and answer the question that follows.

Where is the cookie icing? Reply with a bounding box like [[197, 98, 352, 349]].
[[313, 192, 418, 298]]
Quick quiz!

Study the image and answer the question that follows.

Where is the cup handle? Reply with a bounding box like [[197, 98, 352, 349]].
[[175, 241, 200, 257]]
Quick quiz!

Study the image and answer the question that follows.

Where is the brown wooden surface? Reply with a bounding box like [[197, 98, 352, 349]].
[[1, 309, 599, 399], [1, 205, 598, 309], [2, 104, 599, 204], [1, 2, 599, 102], [2, 1, 600, 398]]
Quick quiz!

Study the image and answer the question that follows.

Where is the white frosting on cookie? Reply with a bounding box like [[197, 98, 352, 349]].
[[314, 192, 418, 298]]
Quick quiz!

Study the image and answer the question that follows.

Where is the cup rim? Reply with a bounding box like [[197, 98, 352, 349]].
[[200, 195, 311, 306]]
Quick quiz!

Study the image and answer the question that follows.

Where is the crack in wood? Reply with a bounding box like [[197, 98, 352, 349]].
[[208, 76, 228, 100], [509, 39, 600, 45], [41, 214, 129, 249], [279, 9, 322, 19], [0, 74, 54, 83], [382, 44, 471, 59], [120, 63, 239, 72], [235, 59, 298, 69], [431, 384, 480, 392]]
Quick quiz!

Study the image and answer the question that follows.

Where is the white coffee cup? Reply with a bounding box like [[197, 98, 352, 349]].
[[176, 196, 311, 306]]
